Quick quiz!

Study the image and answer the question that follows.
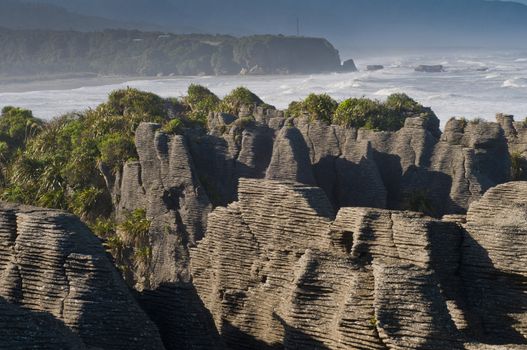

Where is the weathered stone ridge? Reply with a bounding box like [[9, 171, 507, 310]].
[[461, 182, 527, 344], [191, 178, 527, 349], [110, 122, 212, 290], [0, 203, 165, 349], [191, 179, 464, 349], [104, 111, 515, 349], [185, 111, 510, 218], [108, 123, 221, 349]]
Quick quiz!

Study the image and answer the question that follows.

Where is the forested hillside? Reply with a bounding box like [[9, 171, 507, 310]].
[[0, 29, 342, 77]]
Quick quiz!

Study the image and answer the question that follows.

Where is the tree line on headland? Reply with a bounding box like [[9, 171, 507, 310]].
[[0, 28, 344, 77]]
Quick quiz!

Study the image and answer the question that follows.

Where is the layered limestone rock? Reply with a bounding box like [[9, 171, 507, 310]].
[[109, 123, 221, 349], [191, 178, 469, 349], [460, 182, 527, 344], [497, 114, 527, 180], [109, 122, 212, 289], [185, 112, 510, 217], [0, 296, 87, 349], [108, 113, 512, 348], [191, 178, 527, 349], [0, 203, 165, 349]]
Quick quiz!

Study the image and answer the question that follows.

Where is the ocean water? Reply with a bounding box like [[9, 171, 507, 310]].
[[1, 50, 527, 127]]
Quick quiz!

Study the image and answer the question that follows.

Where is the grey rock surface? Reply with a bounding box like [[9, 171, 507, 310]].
[[0, 203, 165, 349], [191, 178, 527, 349], [184, 112, 510, 217], [461, 182, 527, 344], [190, 179, 463, 349], [114, 123, 212, 290], [109, 123, 221, 349], [415, 64, 445, 72], [341, 58, 358, 72], [106, 112, 515, 348], [366, 64, 384, 71]]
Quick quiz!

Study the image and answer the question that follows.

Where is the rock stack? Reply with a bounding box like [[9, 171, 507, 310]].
[[0, 203, 165, 349], [190, 178, 527, 349]]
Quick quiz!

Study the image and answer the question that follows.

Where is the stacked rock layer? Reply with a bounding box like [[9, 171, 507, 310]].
[[0, 203, 165, 349], [191, 179, 527, 350]]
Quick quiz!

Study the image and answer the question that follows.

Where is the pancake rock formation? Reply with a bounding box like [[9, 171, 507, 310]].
[[186, 111, 510, 217], [105, 122, 222, 349], [0, 203, 165, 349], [191, 178, 527, 349], [99, 112, 518, 349]]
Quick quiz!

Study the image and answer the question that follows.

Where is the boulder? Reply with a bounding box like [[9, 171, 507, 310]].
[[415, 64, 445, 72], [341, 58, 358, 72], [366, 64, 384, 71]]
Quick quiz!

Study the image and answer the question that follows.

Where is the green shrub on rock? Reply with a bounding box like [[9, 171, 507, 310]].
[[118, 208, 152, 268], [385, 93, 422, 114], [98, 133, 137, 172], [287, 93, 338, 124], [334, 94, 433, 131], [91, 217, 117, 239], [0, 106, 42, 159], [161, 118, 183, 134], [0, 88, 176, 220], [219, 87, 270, 115], [333, 98, 385, 129], [119, 208, 151, 244], [184, 84, 220, 125], [107, 88, 166, 120]]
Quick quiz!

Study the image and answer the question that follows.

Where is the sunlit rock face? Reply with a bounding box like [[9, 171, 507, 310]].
[[0, 203, 165, 350], [0, 118, 525, 349], [190, 179, 459, 349], [191, 178, 527, 349]]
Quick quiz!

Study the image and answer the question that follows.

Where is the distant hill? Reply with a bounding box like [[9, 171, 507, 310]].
[[0, 0, 164, 32], [24, 0, 527, 49], [0, 1, 132, 31], [0, 29, 342, 77]]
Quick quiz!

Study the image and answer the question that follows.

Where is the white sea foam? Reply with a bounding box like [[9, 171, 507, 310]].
[[485, 73, 500, 79], [502, 77, 527, 88], [1, 50, 527, 127], [374, 88, 403, 96]]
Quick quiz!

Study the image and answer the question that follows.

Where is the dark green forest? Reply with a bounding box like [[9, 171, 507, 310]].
[[0, 28, 341, 77]]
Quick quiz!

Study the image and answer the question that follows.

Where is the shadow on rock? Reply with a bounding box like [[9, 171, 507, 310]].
[[138, 282, 225, 350], [460, 234, 527, 344]]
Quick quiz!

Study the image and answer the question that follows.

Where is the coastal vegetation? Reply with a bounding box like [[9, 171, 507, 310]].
[[287, 93, 338, 124], [0, 29, 342, 77], [287, 92, 435, 131]]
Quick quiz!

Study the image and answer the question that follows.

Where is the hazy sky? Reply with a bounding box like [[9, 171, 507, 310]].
[[8, 0, 527, 49]]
